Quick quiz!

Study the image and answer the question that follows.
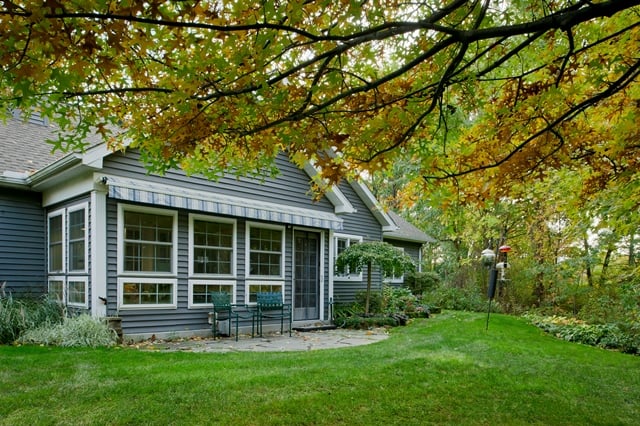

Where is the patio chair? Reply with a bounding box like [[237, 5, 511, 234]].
[[255, 292, 292, 337], [210, 292, 255, 341]]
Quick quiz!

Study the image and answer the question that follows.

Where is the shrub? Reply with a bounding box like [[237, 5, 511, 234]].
[[404, 271, 441, 295], [18, 314, 118, 348], [422, 284, 490, 313], [525, 314, 640, 354], [0, 295, 64, 344], [355, 290, 382, 314], [382, 286, 420, 314]]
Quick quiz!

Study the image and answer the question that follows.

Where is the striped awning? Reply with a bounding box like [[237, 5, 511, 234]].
[[102, 175, 343, 230]]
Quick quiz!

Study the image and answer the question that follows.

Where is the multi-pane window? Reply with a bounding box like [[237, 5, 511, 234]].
[[247, 282, 283, 304], [67, 279, 88, 307], [384, 247, 405, 283], [48, 279, 64, 303], [47, 204, 89, 308], [121, 279, 176, 307], [48, 213, 64, 273], [123, 210, 174, 273], [191, 217, 235, 275], [248, 225, 284, 277], [190, 281, 235, 307], [334, 234, 363, 280], [68, 208, 86, 272]]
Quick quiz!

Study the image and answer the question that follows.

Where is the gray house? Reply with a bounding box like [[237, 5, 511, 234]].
[[0, 115, 431, 339]]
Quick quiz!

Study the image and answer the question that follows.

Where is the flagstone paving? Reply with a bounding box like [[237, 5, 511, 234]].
[[131, 328, 389, 353]]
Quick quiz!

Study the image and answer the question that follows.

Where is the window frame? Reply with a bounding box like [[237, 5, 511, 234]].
[[188, 214, 237, 278], [48, 276, 65, 304], [333, 233, 363, 282], [117, 204, 178, 277], [245, 222, 286, 280], [67, 203, 89, 274], [117, 277, 178, 310], [188, 279, 237, 309], [383, 247, 405, 284], [245, 280, 285, 305], [47, 209, 65, 274], [67, 277, 89, 308]]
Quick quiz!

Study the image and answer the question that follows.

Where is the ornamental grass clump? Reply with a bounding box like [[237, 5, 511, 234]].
[[0, 295, 64, 344], [18, 314, 118, 348]]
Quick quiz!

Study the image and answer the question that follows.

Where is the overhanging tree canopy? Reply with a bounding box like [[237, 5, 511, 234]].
[[1, 0, 638, 201]]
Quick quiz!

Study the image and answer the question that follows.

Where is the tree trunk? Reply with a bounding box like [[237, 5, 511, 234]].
[[583, 235, 593, 287], [600, 247, 613, 286], [629, 232, 636, 267]]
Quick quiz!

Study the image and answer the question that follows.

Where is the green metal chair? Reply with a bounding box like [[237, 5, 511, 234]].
[[255, 292, 292, 337], [210, 292, 256, 341]]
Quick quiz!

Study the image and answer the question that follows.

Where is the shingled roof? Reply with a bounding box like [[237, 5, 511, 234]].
[[0, 114, 69, 177], [384, 210, 435, 244]]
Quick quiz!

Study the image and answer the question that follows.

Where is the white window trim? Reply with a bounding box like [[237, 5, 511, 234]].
[[117, 277, 178, 310], [67, 276, 89, 308], [47, 208, 66, 274], [188, 279, 237, 309], [384, 247, 405, 284], [245, 280, 285, 306], [188, 214, 237, 278], [245, 222, 286, 280], [48, 276, 65, 304], [333, 233, 363, 282], [117, 203, 178, 276], [67, 202, 89, 274]]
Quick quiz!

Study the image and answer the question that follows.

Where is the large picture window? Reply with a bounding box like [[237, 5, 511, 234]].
[[189, 215, 236, 276], [119, 205, 177, 274], [333, 234, 363, 281], [247, 224, 284, 278]]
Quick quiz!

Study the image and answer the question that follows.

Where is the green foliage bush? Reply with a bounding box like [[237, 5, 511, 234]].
[[525, 314, 640, 354], [355, 290, 382, 313], [18, 314, 118, 348], [0, 295, 64, 344], [422, 284, 491, 313], [404, 271, 441, 295]]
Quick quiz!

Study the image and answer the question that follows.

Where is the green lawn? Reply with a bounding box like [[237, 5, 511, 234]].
[[1, 311, 638, 425]]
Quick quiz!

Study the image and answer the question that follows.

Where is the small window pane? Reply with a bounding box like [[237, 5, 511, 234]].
[[68, 280, 86, 305]]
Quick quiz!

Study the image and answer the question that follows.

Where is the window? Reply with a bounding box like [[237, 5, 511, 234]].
[[189, 215, 236, 276], [48, 205, 88, 274], [48, 211, 64, 273], [118, 278, 177, 309], [247, 224, 284, 278], [333, 234, 363, 281], [119, 205, 177, 274], [67, 278, 88, 308], [67, 206, 87, 272], [246, 281, 284, 304], [384, 247, 405, 284], [47, 203, 89, 309], [188, 280, 235, 308], [48, 278, 64, 303]]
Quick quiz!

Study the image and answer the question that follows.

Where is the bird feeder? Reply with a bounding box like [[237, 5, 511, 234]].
[[481, 248, 496, 267]]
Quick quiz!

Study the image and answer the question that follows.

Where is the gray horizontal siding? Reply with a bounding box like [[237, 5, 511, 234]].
[[102, 150, 336, 213], [0, 189, 46, 296], [102, 149, 384, 335], [332, 181, 384, 305]]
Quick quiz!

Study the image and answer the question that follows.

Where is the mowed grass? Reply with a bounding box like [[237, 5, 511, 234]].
[[1, 311, 639, 425]]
